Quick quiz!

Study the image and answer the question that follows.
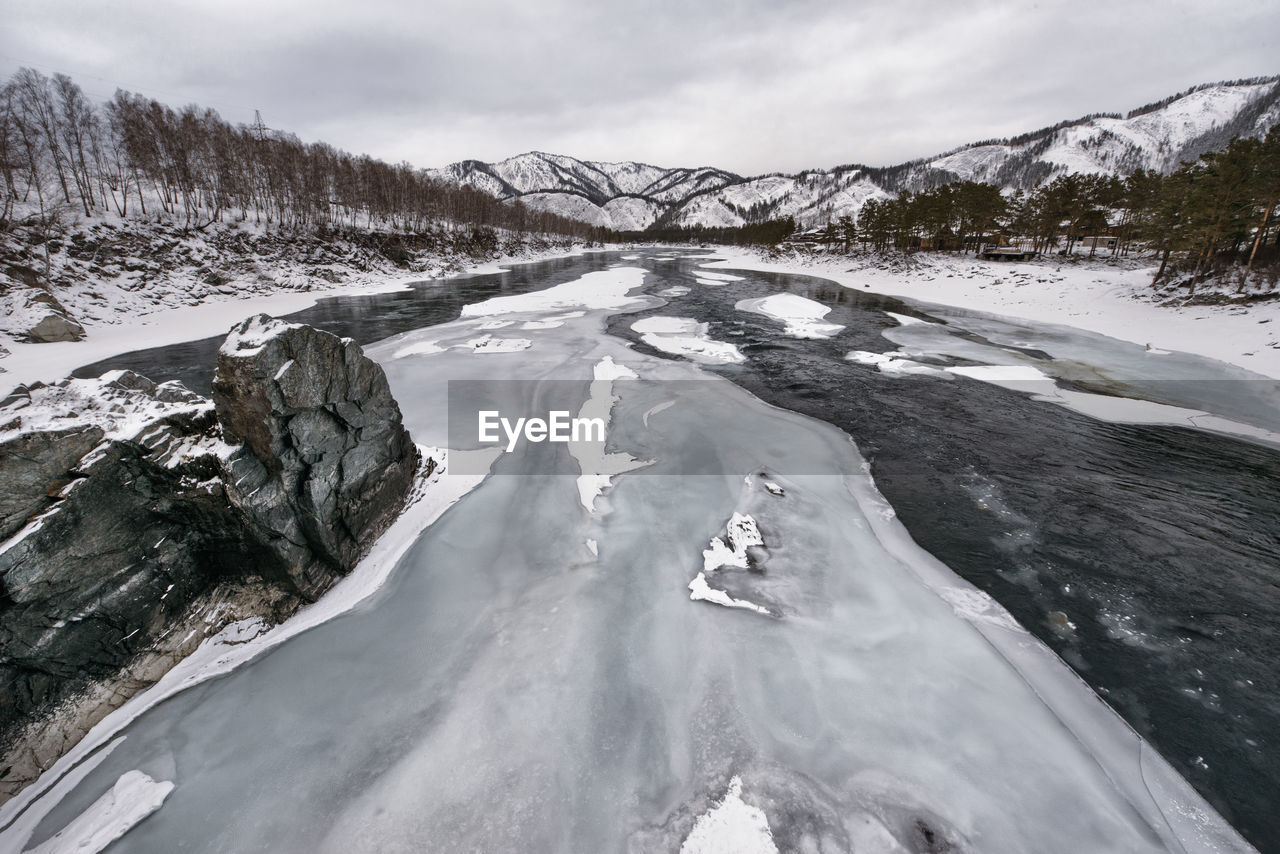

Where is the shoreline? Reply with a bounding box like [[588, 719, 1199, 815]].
[[0, 245, 600, 391], [703, 248, 1280, 381]]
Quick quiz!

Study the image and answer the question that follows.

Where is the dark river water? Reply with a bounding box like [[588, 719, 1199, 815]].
[[74, 250, 1280, 851]]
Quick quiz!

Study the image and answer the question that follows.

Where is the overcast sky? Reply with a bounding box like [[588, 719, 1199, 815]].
[[3, 0, 1277, 176]]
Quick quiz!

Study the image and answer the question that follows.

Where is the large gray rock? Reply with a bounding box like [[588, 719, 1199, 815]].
[[0, 326, 421, 780], [23, 310, 85, 343], [212, 314, 419, 599]]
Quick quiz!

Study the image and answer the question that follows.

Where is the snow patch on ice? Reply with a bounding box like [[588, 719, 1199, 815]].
[[688, 573, 771, 616], [694, 270, 744, 282], [569, 358, 648, 513], [631, 316, 745, 365], [885, 311, 931, 326], [464, 335, 533, 354], [736, 293, 844, 339], [679, 777, 778, 854], [460, 268, 647, 317], [27, 770, 173, 854], [845, 351, 948, 377], [393, 340, 447, 358]]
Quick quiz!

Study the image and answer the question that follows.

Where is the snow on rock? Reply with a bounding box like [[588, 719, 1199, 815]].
[[736, 293, 844, 339], [702, 512, 763, 572], [0, 370, 212, 447], [631, 316, 745, 365], [218, 314, 299, 357], [679, 777, 778, 854], [27, 770, 173, 854]]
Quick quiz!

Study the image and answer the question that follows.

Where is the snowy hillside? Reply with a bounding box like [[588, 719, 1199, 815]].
[[426, 77, 1280, 230]]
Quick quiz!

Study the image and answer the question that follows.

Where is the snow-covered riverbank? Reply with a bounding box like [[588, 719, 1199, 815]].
[[0, 245, 601, 390], [704, 249, 1280, 380]]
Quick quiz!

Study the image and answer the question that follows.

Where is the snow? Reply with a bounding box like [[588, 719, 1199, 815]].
[[592, 354, 638, 381], [708, 250, 1280, 380], [463, 335, 533, 354], [692, 513, 770, 614], [459, 268, 647, 317], [0, 374, 212, 446], [219, 315, 296, 356], [569, 357, 647, 513], [692, 271, 743, 282], [687, 572, 771, 616], [26, 771, 173, 854], [735, 293, 844, 339], [424, 81, 1278, 232], [845, 350, 948, 377], [680, 777, 778, 854], [701, 513, 761, 571], [631, 316, 745, 365], [885, 311, 929, 326]]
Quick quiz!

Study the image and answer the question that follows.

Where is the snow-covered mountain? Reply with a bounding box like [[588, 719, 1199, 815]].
[[425, 77, 1280, 230]]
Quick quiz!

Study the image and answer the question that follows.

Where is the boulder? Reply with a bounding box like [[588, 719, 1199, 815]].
[[23, 310, 85, 343], [212, 314, 419, 598]]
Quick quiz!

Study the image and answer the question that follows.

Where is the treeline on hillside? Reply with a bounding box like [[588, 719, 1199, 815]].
[[816, 126, 1280, 287], [0, 68, 598, 239], [604, 217, 797, 247]]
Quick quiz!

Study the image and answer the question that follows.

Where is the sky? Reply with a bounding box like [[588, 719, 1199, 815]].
[[3, 0, 1277, 176]]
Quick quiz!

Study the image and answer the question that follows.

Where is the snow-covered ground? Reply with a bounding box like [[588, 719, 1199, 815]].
[[705, 249, 1280, 380]]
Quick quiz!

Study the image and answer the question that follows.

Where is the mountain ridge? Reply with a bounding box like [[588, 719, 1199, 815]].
[[425, 75, 1280, 231]]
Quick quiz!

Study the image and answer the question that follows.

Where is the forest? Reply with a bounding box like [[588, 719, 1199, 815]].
[[615, 127, 1280, 291], [0, 68, 598, 240]]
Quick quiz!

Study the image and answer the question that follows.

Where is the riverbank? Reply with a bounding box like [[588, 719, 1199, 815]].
[[704, 248, 1280, 380], [0, 239, 599, 390]]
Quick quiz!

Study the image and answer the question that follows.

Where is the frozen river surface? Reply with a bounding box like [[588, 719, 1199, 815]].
[[2, 252, 1272, 853]]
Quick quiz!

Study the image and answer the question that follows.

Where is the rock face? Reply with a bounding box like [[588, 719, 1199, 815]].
[[0, 320, 421, 794], [0, 372, 284, 748], [212, 314, 419, 599]]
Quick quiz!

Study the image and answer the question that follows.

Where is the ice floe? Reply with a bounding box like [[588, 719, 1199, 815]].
[[679, 777, 777, 854], [27, 771, 173, 854], [631, 316, 745, 365], [736, 293, 844, 339]]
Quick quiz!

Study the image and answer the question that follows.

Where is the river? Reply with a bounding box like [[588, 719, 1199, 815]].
[[8, 250, 1277, 853]]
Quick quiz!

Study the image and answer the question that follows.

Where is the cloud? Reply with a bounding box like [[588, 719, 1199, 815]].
[[2, 0, 1276, 175]]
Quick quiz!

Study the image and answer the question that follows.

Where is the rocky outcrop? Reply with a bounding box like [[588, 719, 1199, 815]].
[[0, 320, 421, 797], [212, 314, 419, 599], [0, 284, 87, 343]]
